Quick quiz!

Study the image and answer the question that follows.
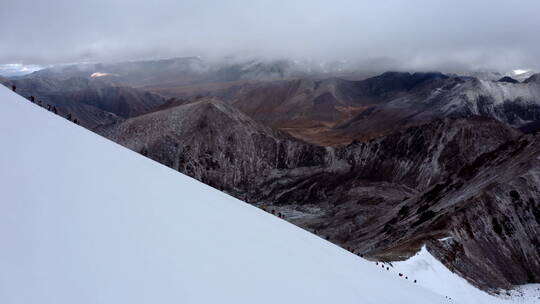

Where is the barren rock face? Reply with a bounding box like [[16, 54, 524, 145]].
[[399, 135, 540, 291], [98, 98, 328, 194], [97, 97, 536, 292], [337, 117, 521, 190]]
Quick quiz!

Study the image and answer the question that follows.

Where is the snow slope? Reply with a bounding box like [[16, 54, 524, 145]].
[[0, 85, 447, 304], [389, 246, 540, 304]]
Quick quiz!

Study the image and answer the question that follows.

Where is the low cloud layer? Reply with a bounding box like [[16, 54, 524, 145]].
[[2, 0, 540, 72]]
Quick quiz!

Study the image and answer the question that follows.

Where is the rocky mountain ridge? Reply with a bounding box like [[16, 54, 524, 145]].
[[165, 72, 540, 146]]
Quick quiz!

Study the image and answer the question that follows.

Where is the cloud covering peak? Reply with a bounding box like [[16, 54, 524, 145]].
[[2, 0, 539, 72]]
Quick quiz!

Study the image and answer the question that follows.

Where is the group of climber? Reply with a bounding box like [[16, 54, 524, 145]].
[[240, 197, 428, 290], [319, 241, 421, 284], [376, 261, 417, 283], [235, 193, 426, 289], [312, 229, 421, 285], [316, 233, 420, 282], [11, 85, 79, 125]]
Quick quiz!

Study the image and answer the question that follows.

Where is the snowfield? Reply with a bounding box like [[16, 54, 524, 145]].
[[0, 86, 447, 303]]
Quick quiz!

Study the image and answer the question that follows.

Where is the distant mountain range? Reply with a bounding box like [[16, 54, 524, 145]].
[[1, 76, 166, 129], [23, 57, 360, 88], [157, 71, 540, 146]]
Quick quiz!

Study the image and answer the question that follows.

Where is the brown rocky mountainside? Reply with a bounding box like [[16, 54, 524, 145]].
[[97, 97, 538, 292], [165, 72, 449, 146], [97, 98, 327, 192], [159, 72, 540, 147]]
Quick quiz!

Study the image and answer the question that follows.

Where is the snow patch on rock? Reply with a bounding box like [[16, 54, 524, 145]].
[[390, 246, 540, 304]]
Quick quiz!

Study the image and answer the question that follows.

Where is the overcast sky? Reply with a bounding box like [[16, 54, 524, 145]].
[[1, 0, 539, 72]]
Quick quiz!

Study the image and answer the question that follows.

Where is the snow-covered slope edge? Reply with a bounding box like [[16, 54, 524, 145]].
[[388, 246, 540, 304], [0, 86, 447, 303]]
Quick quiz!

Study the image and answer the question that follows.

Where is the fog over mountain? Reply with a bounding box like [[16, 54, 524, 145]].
[[2, 0, 540, 73]]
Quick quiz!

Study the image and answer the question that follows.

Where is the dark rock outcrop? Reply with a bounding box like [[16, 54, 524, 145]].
[[97, 98, 328, 193], [497, 76, 519, 83], [385, 134, 540, 291]]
